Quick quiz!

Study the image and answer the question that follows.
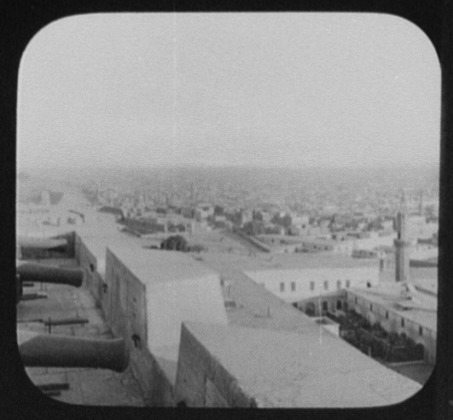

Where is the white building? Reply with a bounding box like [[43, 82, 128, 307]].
[[345, 284, 437, 364], [194, 203, 215, 221], [298, 238, 355, 256], [407, 216, 438, 240], [244, 257, 379, 304], [353, 232, 397, 251]]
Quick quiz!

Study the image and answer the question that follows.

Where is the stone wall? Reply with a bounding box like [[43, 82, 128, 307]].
[[74, 234, 103, 305], [129, 344, 175, 406], [104, 248, 177, 405], [175, 323, 257, 407]]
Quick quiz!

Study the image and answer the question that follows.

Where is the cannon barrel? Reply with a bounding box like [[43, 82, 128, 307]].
[[18, 331, 129, 372], [17, 236, 68, 259], [17, 263, 84, 288], [17, 236, 67, 250]]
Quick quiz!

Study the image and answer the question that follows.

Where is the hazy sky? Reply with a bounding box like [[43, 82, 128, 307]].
[[17, 13, 441, 170]]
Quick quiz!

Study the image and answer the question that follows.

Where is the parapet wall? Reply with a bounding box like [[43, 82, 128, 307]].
[[175, 323, 257, 407], [129, 343, 175, 406], [73, 234, 229, 406], [75, 233, 103, 305], [103, 248, 177, 405], [104, 248, 148, 354]]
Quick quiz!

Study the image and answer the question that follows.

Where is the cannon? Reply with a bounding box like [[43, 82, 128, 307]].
[[17, 262, 84, 287], [17, 235, 67, 251], [16, 262, 84, 303], [18, 330, 129, 372], [17, 236, 68, 260]]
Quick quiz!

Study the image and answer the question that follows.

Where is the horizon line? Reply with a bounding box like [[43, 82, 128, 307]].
[[18, 162, 440, 172]]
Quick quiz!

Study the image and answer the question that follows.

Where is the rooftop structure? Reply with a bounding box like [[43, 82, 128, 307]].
[[348, 283, 437, 332], [201, 250, 380, 272], [345, 282, 437, 364], [381, 265, 438, 296], [244, 265, 379, 303], [75, 212, 146, 275], [107, 245, 219, 286], [104, 245, 228, 392], [175, 322, 421, 407]]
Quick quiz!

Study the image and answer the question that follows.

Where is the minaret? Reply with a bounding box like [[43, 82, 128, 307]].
[[394, 191, 411, 282]]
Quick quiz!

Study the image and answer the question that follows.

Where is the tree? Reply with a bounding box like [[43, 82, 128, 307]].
[[252, 210, 263, 221], [242, 220, 265, 235], [271, 212, 292, 228], [160, 235, 189, 252], [214, 205, 224, 216]]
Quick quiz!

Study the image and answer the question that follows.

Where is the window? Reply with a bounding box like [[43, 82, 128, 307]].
[[370, 304, 373, 311], [386, 311, 389, 319], [346, 280, 351, 288], [291, 282, 296, 292], [323, 281, 329, 291], [280, 282, 285, 292], [419, 326, 423, 336], [355, 297, 358, 304], [401, 318, 405, 328], [309, 281, 315, 291], [336, 280, 342, 290]]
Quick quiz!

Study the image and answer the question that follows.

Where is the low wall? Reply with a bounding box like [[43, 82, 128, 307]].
[[129, 345, 175, 406], [175, 323, 257, 407], [74, 233, 105, 308], [231, 229, 271, 252]]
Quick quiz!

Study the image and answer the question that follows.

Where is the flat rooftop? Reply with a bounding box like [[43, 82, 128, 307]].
[[380, 266, 438, 295], [348, 283, 437, 331], [198, 251, 377, 333], [198, 250, 379, 272], [184, 321, 421, 407], [75, 214, 144, 275], [108, 246, 219, 284]]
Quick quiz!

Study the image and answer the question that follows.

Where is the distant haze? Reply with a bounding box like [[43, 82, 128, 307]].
[[17, 13, 440, 170]]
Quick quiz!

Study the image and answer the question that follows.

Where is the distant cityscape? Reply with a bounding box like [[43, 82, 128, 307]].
[[16, 163, 439, 407], [18, 164, 439, 233]]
